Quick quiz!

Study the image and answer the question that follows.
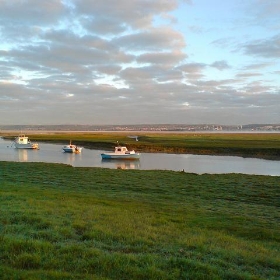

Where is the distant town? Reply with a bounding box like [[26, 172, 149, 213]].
[[0, 124, 280, 132]]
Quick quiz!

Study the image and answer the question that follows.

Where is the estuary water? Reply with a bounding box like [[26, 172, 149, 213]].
[[0, 138, 280, 176]]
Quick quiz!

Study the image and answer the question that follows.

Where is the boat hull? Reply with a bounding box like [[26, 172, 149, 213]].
[[101, 153, 140, 160], [62, 146, 82, 153], [14, 144, 39, 149]]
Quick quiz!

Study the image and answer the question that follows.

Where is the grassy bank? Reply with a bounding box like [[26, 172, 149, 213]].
[[2, 132, 280, 159], [0, 161, 279, 279]]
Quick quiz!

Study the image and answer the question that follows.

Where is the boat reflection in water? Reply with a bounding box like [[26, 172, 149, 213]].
[[101, 159, 140, 169], [17, 149, 28, 162], [63, 152, 83, 166]]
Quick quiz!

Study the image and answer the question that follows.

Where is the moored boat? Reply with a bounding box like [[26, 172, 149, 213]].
[[101, 146, 140, 160], [14, 134, 39, 149], [62, 141, 83, 153]]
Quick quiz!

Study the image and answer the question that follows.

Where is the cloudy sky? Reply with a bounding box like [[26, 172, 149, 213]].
[[0, 0, 279, 125]]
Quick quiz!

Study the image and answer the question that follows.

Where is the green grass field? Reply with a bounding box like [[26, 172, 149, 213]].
[[1, 161, 279, 279]]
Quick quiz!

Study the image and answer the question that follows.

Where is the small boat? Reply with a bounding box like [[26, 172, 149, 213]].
[[101, 145, 140, 160], [14, 134, 39, 149], [62, 141, 83, 153]]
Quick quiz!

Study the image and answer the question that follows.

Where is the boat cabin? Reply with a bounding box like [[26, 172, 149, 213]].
[[16, 135, 30, 144], [115, 146, 129, 154], [114, 146, 135, 154]]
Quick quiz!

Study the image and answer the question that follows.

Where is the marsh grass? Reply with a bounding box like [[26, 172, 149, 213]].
[[0, 161, 280, 279], [3, 132, 280, 159]]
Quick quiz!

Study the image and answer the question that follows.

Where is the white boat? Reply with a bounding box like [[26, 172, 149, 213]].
[[101, 146, 140, 160], [62, 141, 83, 153], [14, 134, 39, 149]]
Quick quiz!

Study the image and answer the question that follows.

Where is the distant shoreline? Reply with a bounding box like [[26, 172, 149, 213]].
[[1, 130, 280, 135], [0, 123, 279, 135]]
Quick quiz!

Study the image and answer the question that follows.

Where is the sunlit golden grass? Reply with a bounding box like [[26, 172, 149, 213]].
[[0, 161, 279, 279]]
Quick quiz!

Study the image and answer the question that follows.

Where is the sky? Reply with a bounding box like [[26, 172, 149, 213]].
[[0, 0, 280, 125]]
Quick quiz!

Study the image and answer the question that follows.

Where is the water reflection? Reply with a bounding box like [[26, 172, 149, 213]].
[[16, 148, 40, 162], [101, 159, 141, 169], [1, 138, 280, 175], [62, 152, 83, 166], [17, 149, 28, 162]]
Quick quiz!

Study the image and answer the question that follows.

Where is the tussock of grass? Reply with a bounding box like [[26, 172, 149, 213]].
[[0, 161, 279, 279]]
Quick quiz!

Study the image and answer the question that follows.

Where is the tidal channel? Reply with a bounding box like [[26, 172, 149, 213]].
[[1, 138, 279, 176]]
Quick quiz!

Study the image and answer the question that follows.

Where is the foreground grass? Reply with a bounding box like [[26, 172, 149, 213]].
[[2, 132, 280, 159], [0, 161, 280, 279]]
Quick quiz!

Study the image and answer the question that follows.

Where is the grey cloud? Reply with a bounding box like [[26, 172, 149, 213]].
[[81, 17, 127, 35], [0, 0, 66, 23], [241, 81, 274, 95], [252, 0, 280, 18], [119, 67, 155, 86], [74, 0, 183, 29], [177, 63, 206, 80], [235, 72, 262, 78], [43, 31, 117, 54], [193, 79, 239, 90], [4, 34, 134, 82], [95, 65, 122, 76], [211, 37, 236, 49], [235, 63, 272, 82], [242, 63, 272, 70], [210, 61, 231, 70], [243, 35, 280, 58], [188, 25, 204, 34], [121, 64, 183, 86], [113, 28, 186, 51], [178, 63, 207, 72], [137, 51, 187, 66]]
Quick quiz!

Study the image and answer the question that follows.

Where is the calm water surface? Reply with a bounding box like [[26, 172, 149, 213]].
[[1, 138, 279, 176]]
